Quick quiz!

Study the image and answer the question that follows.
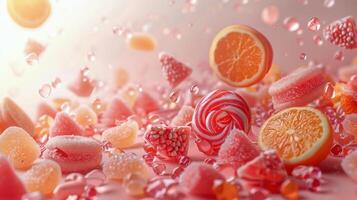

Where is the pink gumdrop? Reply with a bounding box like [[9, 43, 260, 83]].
[[36, 102, 57, 119], [50, 112, 84, 137], [53, 179, 86, 200], [180, 163, 224, 197], [170, 105, 194, 126], [43, 135, 102, 173], [133, 91, 160, 116], [341, 150, 357, 182], [68, 68, 95, 97], [0, 155, 26, 200], [101, 98, 132, 127], [218, 129, 260, 170]]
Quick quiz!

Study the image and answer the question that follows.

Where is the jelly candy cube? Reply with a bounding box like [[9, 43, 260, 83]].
[[102, 120, 139, 149]]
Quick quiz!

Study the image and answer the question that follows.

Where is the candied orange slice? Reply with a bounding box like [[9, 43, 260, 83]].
[[259, 107, 332, 167], [209, 25, 273, 87], [7, 0, 51, 29]]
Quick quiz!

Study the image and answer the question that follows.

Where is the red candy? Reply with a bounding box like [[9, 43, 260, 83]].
[[171, 105, 194, 126], [218, 129, 260, 170], [133, 91, 160, 116], [323, 16, 357, 49], [68, 67, 95, 97], [192, 89, 251, 155], [144, 126, 190, 161], [36, 102, 57, 119], [0, 155, 26, 200], [180, 163, 224, 197], [159, 52, 192, 88], [50, 112, 84, 137], [101, 98, 132, 127]]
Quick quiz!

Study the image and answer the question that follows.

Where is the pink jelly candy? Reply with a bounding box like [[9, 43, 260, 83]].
[[68, 67, 95, 97], [50, 112, 84, 137], [36, 102, 57, 119], [144, 125, 190, 161], [218, 129, 260, 170], [133, 91, 160, 116], [180, 163, 224, 197], [237, 150, 287, 192], [101, 98, 132, 127], [43, 135, 102, 173], [0, 155, 26, 200], [170, 105, 194, 126], [341, 150, 357, 182], [159, 52, 192, 88], [323, 16, 357, 49]]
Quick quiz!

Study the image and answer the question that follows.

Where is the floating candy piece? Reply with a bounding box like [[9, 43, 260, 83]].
[[0, 155, 26, 199], [43, 135, 102, 173], [159, 52, 192, 88], [280, 179, 299, 200], [74, 105, 97, 127], [36, 102, 56, 119], [341, 150, 357, 182], [269, 66, 326, 110], [259, 107, 333, 168], [68, 67, 95, 97], [50, 112, 84, 137], [261, 5, 279, 26], [1, 97, 35, 136], [237, 150, 287, 192], [23, 159, 62, 196], [101, 98, 132, 127], [218, 129, 260, 170], [0, 127, 40, 169], [133, 91, 160, 116], [144, 126, 190, 161], [170, 105, 194, 126], [209, 25, 273, 87], [180, 163, 224, 197], [102, 120, 139, 149], [102, 152, 149, 181], [120, 85, 140, 108], [24, 39, 46, 63], [112, 67, 129, 89], [192, 89, 251, 155], [323, 16, 357, 49], [7, 0, 51, 29], [128, 33, 156, 51], [343, 114, 357, 138]]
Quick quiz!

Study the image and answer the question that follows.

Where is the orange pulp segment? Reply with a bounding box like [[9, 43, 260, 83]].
[[258, 107, 332, 167], [209, 25, 273, 87]]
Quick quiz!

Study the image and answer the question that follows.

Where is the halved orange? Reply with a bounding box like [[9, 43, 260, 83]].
[[258, 107, 333, 168], [209, 25, 273, 87], [7, 0, 51, 29]]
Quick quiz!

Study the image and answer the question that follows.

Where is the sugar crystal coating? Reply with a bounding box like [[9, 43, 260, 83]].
[[102, 120, 139, 149], [171, 105, 194, 126], [74, 105, 98, 127], [50, 112, 84, 137], [0, 126, 40, 169], [323, 16, 357, 49]]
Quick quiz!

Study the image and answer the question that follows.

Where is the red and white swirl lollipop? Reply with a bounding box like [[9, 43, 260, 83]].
[[192, 89, 251, 155]]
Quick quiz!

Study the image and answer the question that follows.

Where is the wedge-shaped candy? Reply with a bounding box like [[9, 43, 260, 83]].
[[101, 98, 132, 127], [43, 135, 102, 173], [102, 120, 139, 149], [74, 105, 97, 127], [0, 126, 40, 169], [68, 68, 95, 97], [133, 91, 160, 116], [0, 155, 26, 200], [50, 112, 84, 137], [37, 101, 57, 119], [170, 105, 194, 126]]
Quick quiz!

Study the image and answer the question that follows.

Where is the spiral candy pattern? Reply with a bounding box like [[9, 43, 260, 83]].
[[192, 89, 251, 154]]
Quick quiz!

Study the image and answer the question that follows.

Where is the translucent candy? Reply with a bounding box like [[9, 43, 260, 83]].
[[324, 0, 335, 8], [53, 176, 86, 200], [102, 120, 138, 149], [292, 165, 322, 180], [102, 152, 149, 181], [213, 180, 239, 200], [334, 50, 345, 61], [261, 5, 279, 25], [50, 112, 84, 137], [280, 179, 299, 199], [123, 173, 147, 196], [85, 169, 106, 187], [180, 163, 224, 196], [0, 127, 40, 169], [341, 150, 357, 181], [68, 67, 95, 97], [307, 17, 321, 31], [128, 33, 156, 51], [313, 35, 323, 46], [113, 67, 129, 89], [23, 160, 62, 196], [38, 84, 52, 98], [283, 17, 300, 32], [0, 155, 26, 199], [74, 105, 98, 127]]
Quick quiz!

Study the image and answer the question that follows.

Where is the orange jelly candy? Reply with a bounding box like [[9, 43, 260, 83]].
[[128, 33, 156, 51]]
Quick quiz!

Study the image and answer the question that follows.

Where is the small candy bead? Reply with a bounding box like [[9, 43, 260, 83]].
[[280, 179, 299, 200], [23, 160, 62, 196], [102, 120, 139, 149], [0, 127, 40, 169], [85, 169, 107, 187]]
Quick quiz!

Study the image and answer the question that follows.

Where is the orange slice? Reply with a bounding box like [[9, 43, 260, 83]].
[[209, 25, 273, 87], [258, 107, 332, 168], [7, 0, 51, 29]]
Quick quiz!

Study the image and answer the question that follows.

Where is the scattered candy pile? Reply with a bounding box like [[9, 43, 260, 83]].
[[1, 0, 357, 200]]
